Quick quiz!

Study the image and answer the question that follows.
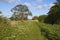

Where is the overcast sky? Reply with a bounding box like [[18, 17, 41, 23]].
[[0, 0, 56, 18]]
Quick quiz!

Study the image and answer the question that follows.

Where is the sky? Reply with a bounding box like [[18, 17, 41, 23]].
[[0, 0, 56, 19]]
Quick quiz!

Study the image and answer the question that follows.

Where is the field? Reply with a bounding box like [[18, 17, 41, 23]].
[[0, 21, 60, 40]]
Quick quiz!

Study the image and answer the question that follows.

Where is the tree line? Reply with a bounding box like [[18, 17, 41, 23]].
[[44, 0, 60, 25], [0, 0, 60, 25]]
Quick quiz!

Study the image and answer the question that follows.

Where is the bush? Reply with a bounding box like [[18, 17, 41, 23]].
[[0, 17, 9, 27], [38, 15, 47, 22], [38, 22, 60, 40], [32, 16, 39, 20]]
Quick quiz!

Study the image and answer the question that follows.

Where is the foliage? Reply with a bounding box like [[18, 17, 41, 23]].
[[32, 16, 39, 20], [0, 11, 2, 14], [0, 16, 10, 27], [44, 0, 60, 25], [38, 22, 60, 40], [0, 11, 2, 16], [0, 0, 60, 40], [0, 11, 7, 26], [10, 4, 32, 20], [56, 0, 60, 5], [38, 15, 47, 22]]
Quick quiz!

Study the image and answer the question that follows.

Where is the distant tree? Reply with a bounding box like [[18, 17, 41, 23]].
[[38, 15, 47, 22], [0, 11, 2, 16], [32, 16, 39, 20], [10, 4, 32, 20], [0, 11, 2, 14], [56, 0, 60, 5], [44, 0, 60, 25], [0, 11, 9, 26]]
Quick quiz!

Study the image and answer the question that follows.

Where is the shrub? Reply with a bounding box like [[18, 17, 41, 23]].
[[32, 16, 39, 20], [38, 15, 47, 22], [0, 17, 9, 27]]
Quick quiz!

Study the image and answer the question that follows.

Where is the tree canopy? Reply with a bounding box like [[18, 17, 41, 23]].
[[0, 11, 2, 16], [0, 11, 2, 14], [38, 15, 47, 22], [32, 16, 39, 20], [44, 0, 60, 25], [10, 4, 32, 20]]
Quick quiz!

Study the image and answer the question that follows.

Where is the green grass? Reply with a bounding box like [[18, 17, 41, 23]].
[[0, 21, 43, 40], [0, 21, 60, 40], [38, 22, 60, 40]]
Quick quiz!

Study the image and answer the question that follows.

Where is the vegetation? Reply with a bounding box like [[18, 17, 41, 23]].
[[38, 15, 47, 22], [0, 21, 60, 40], [0, 21, 42, 40], [32, 16, 39, 20], [0, 11, 9, 27], [38, 22, 60, 40], [10, 4, 32, 20], [0, 11, 2, 16], [44, 0, 60, 25], [0, 11, 2, 14], [0, 0, 60, 40]]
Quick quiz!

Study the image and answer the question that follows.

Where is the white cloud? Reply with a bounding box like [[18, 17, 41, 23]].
[[36, 3, 55, 10], [24, 2, 31, 6], [48, 4, 55, 8], [2, 0, 21, 3], [36, 5, 45, 10], [2, 0, 16, 3]]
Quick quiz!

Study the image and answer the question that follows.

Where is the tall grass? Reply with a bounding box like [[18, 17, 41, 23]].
[[38, 22, 60, 40], [0, 21, 42, 40], [0, 21, 60, 40]]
